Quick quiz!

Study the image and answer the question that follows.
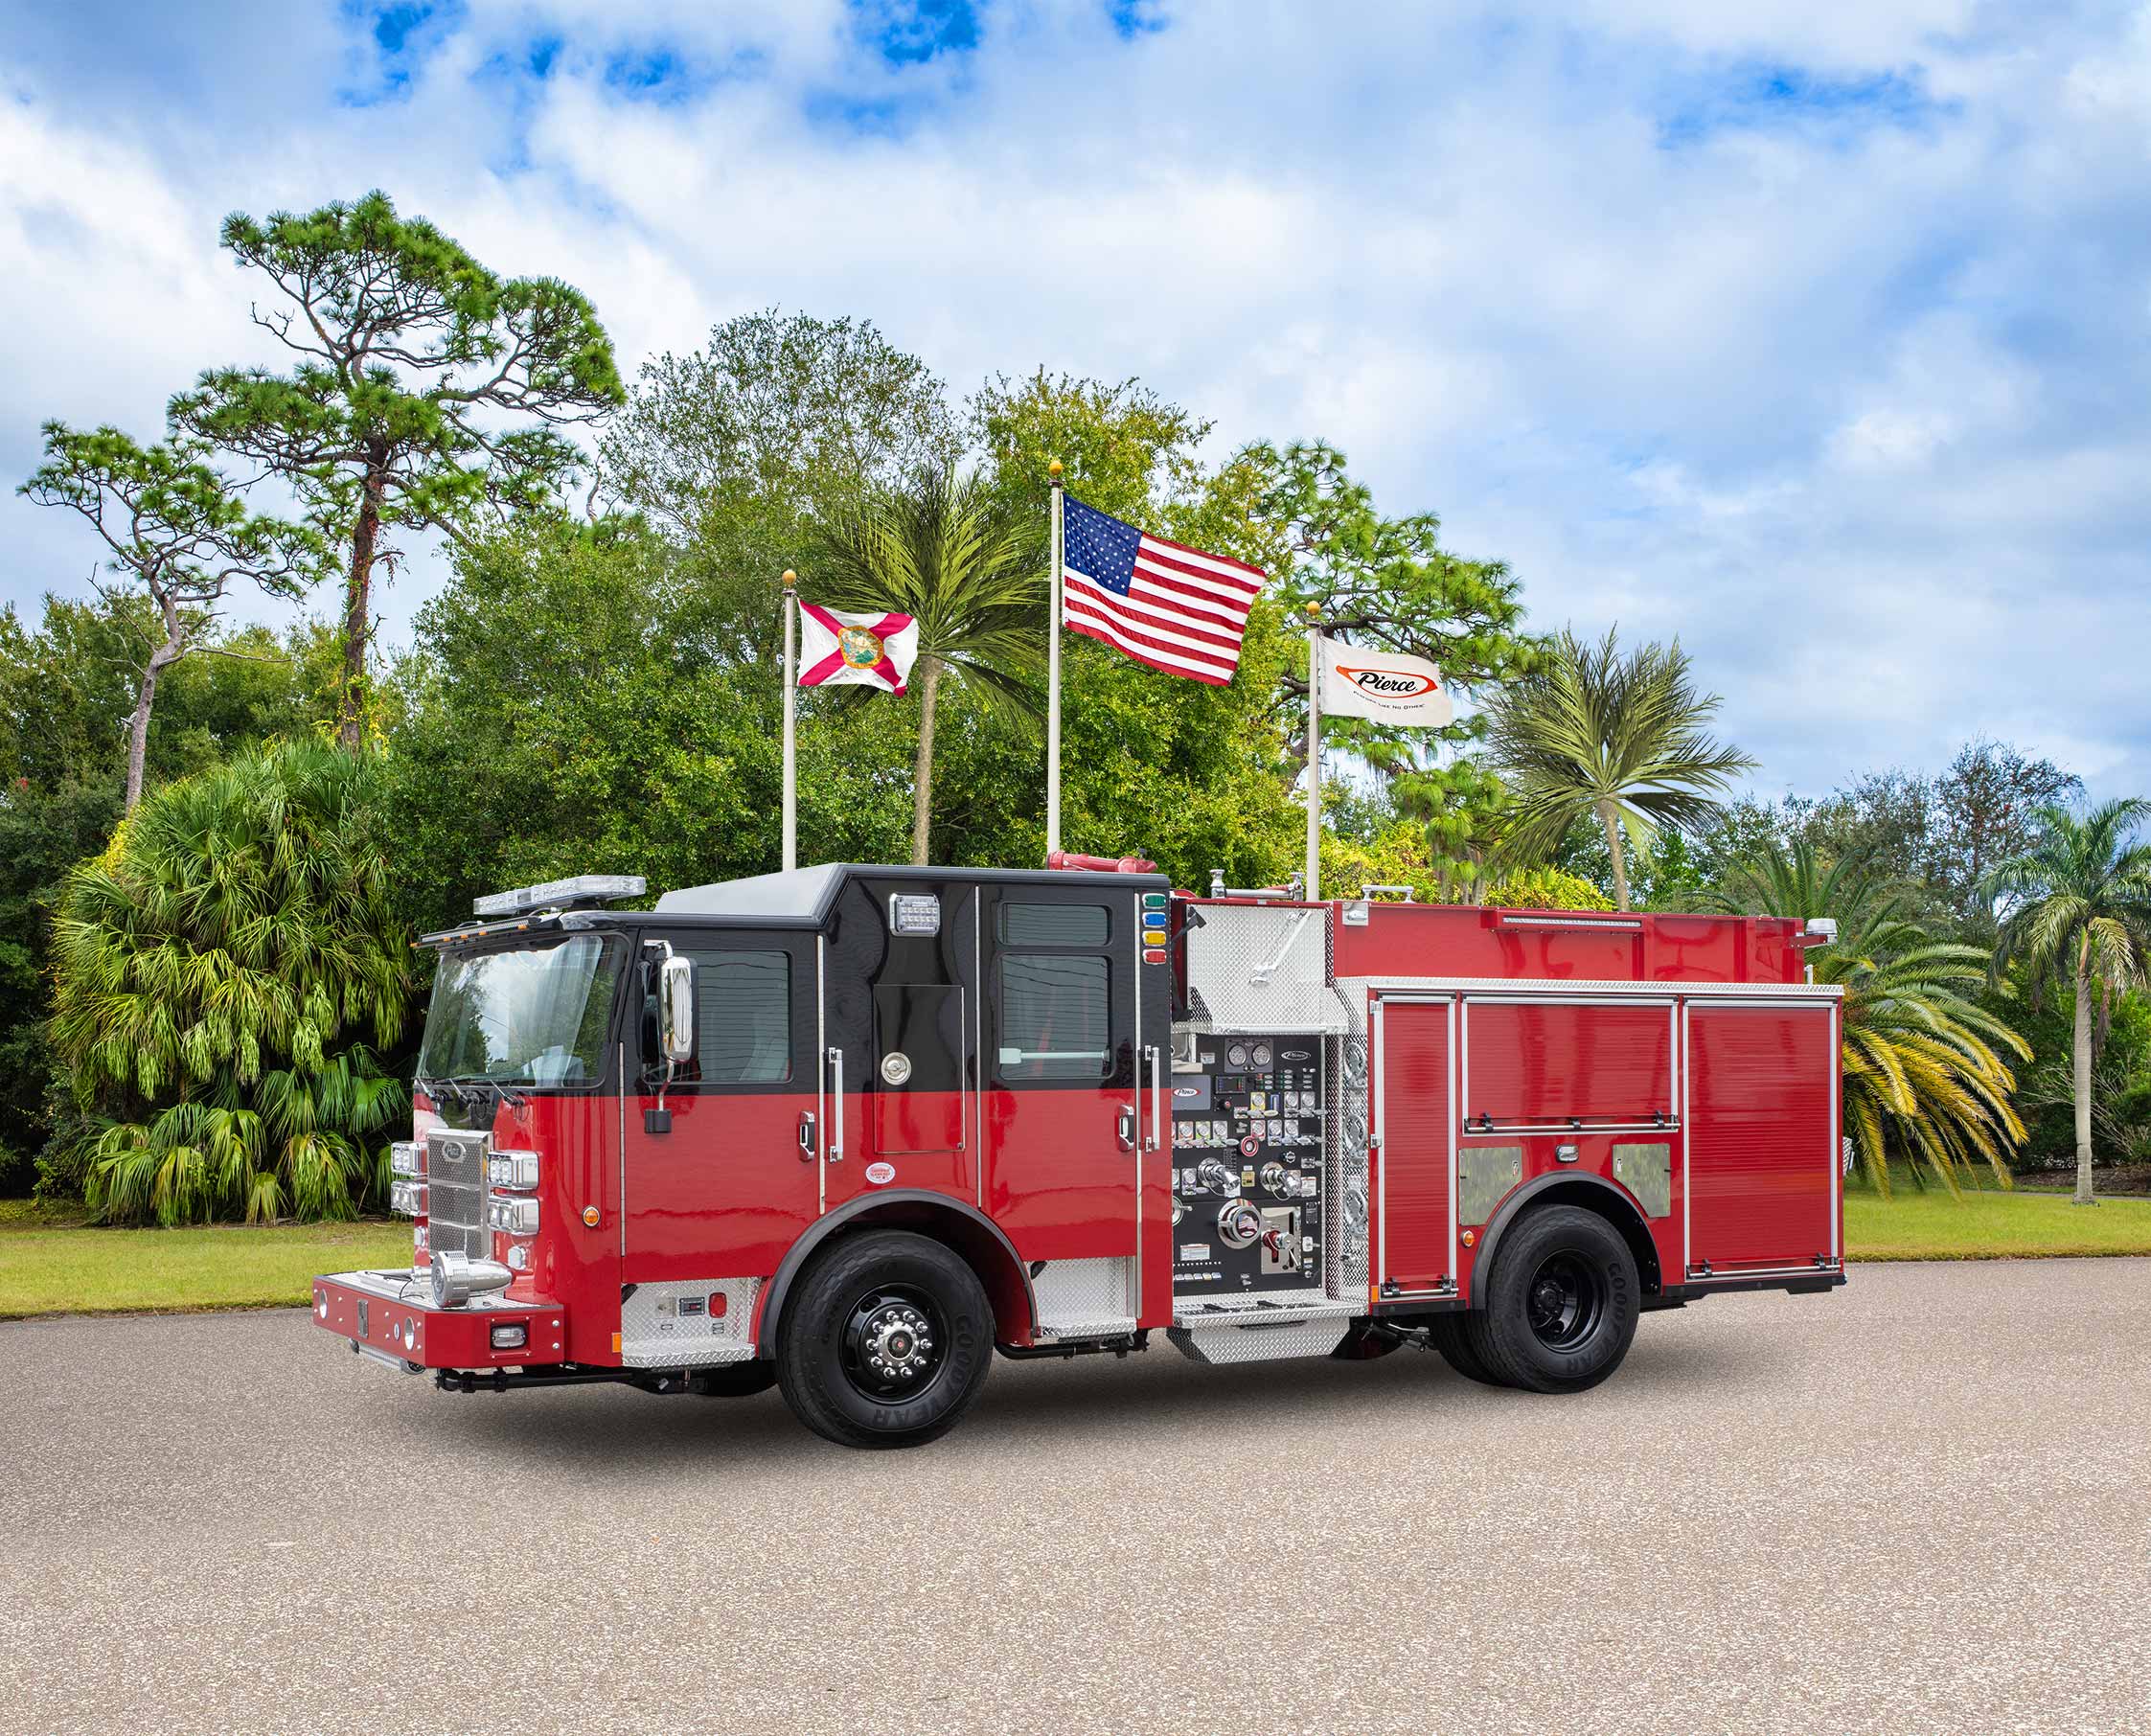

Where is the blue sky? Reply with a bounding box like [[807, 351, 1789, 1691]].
[[3, 0, 2148, 802]]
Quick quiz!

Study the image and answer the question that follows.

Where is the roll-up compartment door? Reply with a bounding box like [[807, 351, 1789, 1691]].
[[1462, 998, 1674, 1131], [1685, 1002, 1837, 1274], [1375, 996, 1453, 1297]]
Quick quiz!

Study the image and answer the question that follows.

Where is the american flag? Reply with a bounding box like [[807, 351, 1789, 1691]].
[[1061, 494, 1265, 685]]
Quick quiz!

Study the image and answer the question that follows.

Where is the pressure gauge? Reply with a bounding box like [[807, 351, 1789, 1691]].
[[1226, 1043, 1248, 1068], [1251, 1042, 1273, 1067]]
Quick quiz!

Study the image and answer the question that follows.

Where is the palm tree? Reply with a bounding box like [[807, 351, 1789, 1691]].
[[1483, 627, 1754, 910], [1984, 800, 2151, 1204], [1716, 839, 2028, 1195], [49, 741, 411, 1223], [812, 467, 1044, 863]]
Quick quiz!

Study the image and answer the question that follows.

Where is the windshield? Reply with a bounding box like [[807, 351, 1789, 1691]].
[[419, 933, 625, 1087]]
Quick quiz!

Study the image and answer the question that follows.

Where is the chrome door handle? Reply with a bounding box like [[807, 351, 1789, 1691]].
[[797, 1111, 816, 1161], [1144, 1044, 1162, 1153], [826, 1047, 844, 1162], [1116, 1105, 1136, 1152]]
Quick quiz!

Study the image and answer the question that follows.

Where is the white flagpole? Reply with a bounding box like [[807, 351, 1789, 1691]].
[[781, 569, 797, 872], [1045, 459, 1064, 858], [1304, 603, 1322, 901]]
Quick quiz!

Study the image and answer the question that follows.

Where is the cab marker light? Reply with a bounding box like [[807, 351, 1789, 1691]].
[[582, 1205, 600, 1227]]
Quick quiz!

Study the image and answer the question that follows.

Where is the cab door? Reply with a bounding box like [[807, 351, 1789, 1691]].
[[620, 928, 820, 1281], [980, 883, 1145, 1277]]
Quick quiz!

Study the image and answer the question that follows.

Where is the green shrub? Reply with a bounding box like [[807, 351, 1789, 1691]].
[[48, 742, 411, 1223]]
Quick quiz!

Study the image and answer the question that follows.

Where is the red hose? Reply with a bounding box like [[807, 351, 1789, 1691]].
[[1045, 849, 1159, 875]]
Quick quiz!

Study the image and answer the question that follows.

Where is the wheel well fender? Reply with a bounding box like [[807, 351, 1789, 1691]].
[[1470, 1173, 1662, 1304], [754, 1191, 1038, 1357]]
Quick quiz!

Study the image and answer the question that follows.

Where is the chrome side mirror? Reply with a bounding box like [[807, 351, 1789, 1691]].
[[658, 953, 696, 1065]]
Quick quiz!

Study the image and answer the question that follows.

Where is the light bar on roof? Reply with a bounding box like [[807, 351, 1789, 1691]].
[[472, 875, 647, 918]]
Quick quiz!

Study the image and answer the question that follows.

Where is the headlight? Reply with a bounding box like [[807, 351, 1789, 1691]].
[[428, 1250, 512, 1309], [388, 1180, 427, 1217], [488, 1150, 540, 1190], [390, 1141, 423, 1177], [488, 1197, 539, 1236]]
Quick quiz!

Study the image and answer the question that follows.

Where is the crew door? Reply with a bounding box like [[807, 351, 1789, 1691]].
[[981, 882, 1147, 1295], [1684, 1000, 1841, 1278], [1373, 994, 1455, 1299]]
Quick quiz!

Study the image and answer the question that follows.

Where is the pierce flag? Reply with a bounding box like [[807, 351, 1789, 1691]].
[[1316, 636, 1453, 727], [797, 604, 920, 695]]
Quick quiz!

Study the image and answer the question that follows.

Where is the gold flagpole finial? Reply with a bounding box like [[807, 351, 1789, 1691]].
[[782, 569, 796, 589], [1047, 458, 1063, 481], [1306, 602, 1321, 621]]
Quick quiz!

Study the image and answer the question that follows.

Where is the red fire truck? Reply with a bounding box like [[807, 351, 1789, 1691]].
[[311, 861, 1845, 1449]]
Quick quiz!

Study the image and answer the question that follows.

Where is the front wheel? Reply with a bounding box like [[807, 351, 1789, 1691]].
[[775, 1230, 995, 1450], [1475, 1204, 1639, 1394]]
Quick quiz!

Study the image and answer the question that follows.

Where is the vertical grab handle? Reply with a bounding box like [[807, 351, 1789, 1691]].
[[826, 1046, 844, 1162], [1144, 1044, 1162, 1153]]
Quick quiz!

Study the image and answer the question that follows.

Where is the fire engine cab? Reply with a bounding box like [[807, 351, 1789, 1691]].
[[312, 860, 1845, 1449]]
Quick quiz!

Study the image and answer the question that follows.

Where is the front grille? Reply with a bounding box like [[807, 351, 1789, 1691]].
[[424, 1130, 492, 1261]]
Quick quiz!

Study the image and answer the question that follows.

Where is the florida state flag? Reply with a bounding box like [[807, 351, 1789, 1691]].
[[797, 604, 920, 695]]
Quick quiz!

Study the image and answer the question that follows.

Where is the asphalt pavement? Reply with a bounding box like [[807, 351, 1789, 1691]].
[[3, 1259, 2147, 1736]]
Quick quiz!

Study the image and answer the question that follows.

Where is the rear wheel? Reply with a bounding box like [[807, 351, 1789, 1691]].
[[687, 1361, 778, 1398], [775, 1230, 994, 1450], [1475, 1204, 1639, 1394]]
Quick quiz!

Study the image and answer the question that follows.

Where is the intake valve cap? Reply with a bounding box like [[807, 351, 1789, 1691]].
[[1217, 1200, 1265, 1249]]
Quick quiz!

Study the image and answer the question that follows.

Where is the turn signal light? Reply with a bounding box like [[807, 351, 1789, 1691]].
[[581, 1205, 600, 1227], [490, 1323, 529, 1350]]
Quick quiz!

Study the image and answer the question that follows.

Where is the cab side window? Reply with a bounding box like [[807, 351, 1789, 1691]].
[[692, 949, 792, 1085], [995, 902, 1112, 1084]]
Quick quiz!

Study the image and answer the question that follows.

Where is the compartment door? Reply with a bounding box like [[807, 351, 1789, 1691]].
[[1374, 994, 1454, 1299], [1684, 1001, 1840, 1277]]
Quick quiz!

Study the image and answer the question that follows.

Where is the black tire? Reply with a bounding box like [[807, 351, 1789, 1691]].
[[1474, 1204, 1639, 1394], [686, 1361, 779, 1398], [1427, 1312, 1509, 1386], [1329, 1321, 1401, 1361], [775, 1230, 994, 1450]]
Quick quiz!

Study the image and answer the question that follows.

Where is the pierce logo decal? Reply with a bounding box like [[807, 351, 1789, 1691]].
[[1334, 664, 1441, 699]]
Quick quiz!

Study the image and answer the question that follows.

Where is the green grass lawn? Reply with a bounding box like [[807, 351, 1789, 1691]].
[[6, 1176, 2151, 1319], [1844, 1182, 2151, 1261], [0, 1199, 412, 1318]]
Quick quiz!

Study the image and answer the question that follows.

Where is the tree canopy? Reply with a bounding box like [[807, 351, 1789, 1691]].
[[171, 190, 624, 747]]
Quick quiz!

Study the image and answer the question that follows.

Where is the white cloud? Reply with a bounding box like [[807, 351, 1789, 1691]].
[[2, 0, 2148, 805]]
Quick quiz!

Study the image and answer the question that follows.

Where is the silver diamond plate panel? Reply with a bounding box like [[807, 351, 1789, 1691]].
[[1182, 902, 1350, 1035], [1033, 1256, 1136, 1337], [1613, 1141, 1674, 1218], [1458, 1144, 1523, 1227], [619, 1277, 763, 1368], [1168, 1313, 1353, 1364]]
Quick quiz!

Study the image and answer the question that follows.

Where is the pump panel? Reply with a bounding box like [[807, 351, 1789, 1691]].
[[1169, 1033, 1325, 1296]]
